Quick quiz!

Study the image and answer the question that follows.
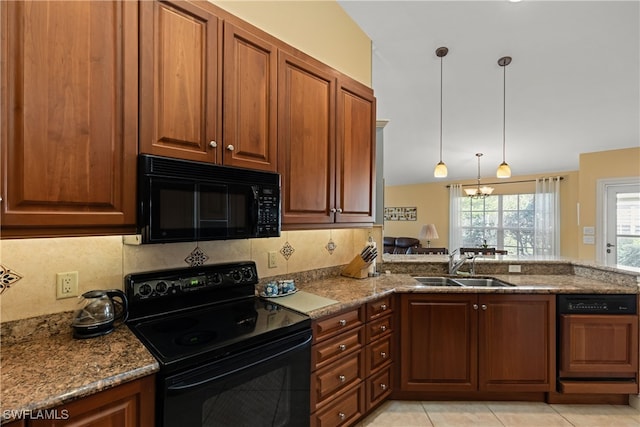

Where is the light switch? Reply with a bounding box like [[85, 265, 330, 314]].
[[583, 226, 595, 235], [583, 236, 595, 244]]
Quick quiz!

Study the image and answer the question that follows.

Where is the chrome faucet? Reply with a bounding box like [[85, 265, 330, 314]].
[[448, 249, 476, 275]]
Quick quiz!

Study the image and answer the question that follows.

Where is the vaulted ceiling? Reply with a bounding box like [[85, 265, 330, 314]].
[[338, 0, 639, 185]]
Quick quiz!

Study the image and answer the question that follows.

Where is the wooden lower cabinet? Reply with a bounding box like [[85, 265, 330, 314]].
[[399, 293, 555, 394], [311, 296, 393, 426], [27, 375, 155, 427]]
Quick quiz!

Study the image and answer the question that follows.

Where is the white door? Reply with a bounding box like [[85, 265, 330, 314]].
[[605, 183, 640, 268]]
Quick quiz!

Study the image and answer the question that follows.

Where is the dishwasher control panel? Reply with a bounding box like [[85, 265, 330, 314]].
[[557, 294, 637, 315]]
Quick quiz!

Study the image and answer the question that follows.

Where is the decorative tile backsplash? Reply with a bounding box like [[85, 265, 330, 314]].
[[0, 265, 23, 295], [0, 228, 380, 322]]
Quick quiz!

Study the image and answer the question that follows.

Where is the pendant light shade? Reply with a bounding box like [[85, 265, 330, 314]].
[[433, 47, 448, 178], [497, 56, 512, 178]]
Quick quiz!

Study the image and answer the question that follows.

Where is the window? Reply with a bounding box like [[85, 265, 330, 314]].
[[460, 194, 535, 255]]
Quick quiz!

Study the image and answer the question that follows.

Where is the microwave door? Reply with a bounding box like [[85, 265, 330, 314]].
[[149, 179, 197, 242], [198, 183, 256, 240]]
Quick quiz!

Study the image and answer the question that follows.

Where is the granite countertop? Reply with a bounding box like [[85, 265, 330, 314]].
[[293, 270, 638, 319], [0, 325, 158, 423], [2, 260, 637, 423]]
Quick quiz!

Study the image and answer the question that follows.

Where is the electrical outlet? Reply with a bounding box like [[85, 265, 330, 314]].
[[268, 251, 278, 268], [56, 271, 79, 299], [508, 265, 522, 273]]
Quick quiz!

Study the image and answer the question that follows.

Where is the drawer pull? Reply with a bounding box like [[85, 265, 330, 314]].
[[481, 304, 488, 311], [473, 304, 479, 310], [338, 344, 347, 351], [226, 144, 235, 151], [209, 140, 217, 148], [338, 412, 346, 420], [380, 304, 387, 311], [380, 351, 387, 359], [338, 319, 347, 326], [380, 383, 387, 390], [379, 325, 387, 332], [338, 374, 346, 383]]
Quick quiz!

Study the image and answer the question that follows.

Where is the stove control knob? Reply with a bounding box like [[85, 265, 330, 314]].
[[155, 281, 168, 294], [232, 271, 242, 281], [138, 283, 152, 297], [211, 272, 222, 285], [242, 268, 253, 280]]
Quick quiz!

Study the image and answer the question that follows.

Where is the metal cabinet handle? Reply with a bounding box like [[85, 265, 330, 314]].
[[481, 304, 488, 311], [338, 375, 346, 383], [473, 304, 479, 310], [380, 383, 387, 390], [338, 412, 346, 420], [380, 325, 387, 332], [380, 304, 387, 311], [336, 208, 343, 213], [338, 344, 347, 351], [380, 352, 387, 359], [338, 319, 347, 326], [226, 144, 235, 151], [209, 140, 217, 148]]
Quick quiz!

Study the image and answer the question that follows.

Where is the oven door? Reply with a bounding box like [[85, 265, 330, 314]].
[[160, 329, 312, 427]]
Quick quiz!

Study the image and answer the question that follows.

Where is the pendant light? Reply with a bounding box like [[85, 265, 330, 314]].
[[465, 153, 494, 198], [496, 56, 512, 178], [433, 47, 448, 178]]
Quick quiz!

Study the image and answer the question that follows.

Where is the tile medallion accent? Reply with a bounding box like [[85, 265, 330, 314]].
[[280, 242, 295, 260], [0, 265, 23, 295], [185, 246, 209, 267], [325, 239, 337, 254]]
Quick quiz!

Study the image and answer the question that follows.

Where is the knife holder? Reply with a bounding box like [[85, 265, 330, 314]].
[[341, 255, 371, 279]]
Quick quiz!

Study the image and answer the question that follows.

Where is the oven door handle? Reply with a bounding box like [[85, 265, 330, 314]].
[[166, 333, 312, 394]]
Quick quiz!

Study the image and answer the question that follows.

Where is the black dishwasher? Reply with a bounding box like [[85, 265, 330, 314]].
[[557, 294, 638, 394]]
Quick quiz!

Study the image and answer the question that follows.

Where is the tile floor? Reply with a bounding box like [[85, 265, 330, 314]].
[[357, 400, 640, 426]]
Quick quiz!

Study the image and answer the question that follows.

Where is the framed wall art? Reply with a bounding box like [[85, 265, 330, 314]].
[[384, 207, 417, 221]]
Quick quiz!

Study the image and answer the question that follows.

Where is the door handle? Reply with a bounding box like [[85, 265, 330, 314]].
[[606, 243, 615, 247]]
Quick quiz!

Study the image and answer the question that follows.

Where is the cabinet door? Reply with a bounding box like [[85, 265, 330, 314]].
[[399, 294, 478, 392], [335, 76, 376, 223], [139, 0, 220, 162], [560, 314, 638, 377], [29, 375, 155, 427], [1, 0, 137, 236], [223, 22, 277, 171], [278, 51, 336, 225], [478, 294, 555, 392]]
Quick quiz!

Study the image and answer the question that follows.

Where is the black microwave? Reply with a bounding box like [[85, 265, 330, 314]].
[[137, 154, 280, 244]]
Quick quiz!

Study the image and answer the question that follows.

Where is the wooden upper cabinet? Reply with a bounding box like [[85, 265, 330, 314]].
[[336, 76, 376, 223], [1, 0, 138, 236], [223, 22, 277, 171], [139, 0, 221, 163], [278, 51, 377, 226], [278, 51, 336, 225]]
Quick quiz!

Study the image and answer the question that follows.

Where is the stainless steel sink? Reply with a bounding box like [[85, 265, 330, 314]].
[[412, 276, 514, 288], [413, 277, 462, 287], [452, 277, 514, 287]]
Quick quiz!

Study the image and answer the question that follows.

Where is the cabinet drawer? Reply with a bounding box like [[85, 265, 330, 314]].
[[311, 382, 365, 427], [366, 364, 392, 411], [311, 350, 364, 409], [365, 335, 392, 376], [313, 306, 364, 343], [367, 296, 393, 320], [366, 314, 392, 342], [312, 326, 364, 370]]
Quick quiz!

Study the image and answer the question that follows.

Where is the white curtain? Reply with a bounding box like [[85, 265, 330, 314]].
[[448, 184, 463, 254], [534, 177, 561, 256]]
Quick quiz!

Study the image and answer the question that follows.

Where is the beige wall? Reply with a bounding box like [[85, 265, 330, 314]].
[[212, 0, 372, 86], [384, 171, 579, 257], [384, 147, 640, 260], [0, 1, 374, 323], [577, 147, 640, 260]]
